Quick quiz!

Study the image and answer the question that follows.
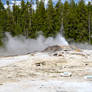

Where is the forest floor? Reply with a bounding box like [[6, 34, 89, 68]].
[[0, 46, 92, 92]]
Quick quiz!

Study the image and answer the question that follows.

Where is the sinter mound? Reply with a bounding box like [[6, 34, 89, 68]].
[[43, 45, 81, 52]]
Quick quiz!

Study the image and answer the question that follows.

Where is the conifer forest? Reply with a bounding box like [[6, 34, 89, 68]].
[[0, 0, 92, 45]]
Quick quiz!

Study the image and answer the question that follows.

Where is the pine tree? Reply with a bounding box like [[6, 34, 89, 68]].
[[46, 0, 56, 37], [35, 0, 46, 34], [0, 0, 5, 45], [55, 0, 63, 34], [26, 1, 33, 38], [90, 2, 92, 41], [64, 0, 79, 42], [87, 1, 92, 43], [28, 0, 38, 38], [12, 2, 22, 36], [5, 0, 14, 35], [63, 1, 70, 39], [76, 0, 88, 42], [19, 0, 30, 37], [0, 0, 4, 11]]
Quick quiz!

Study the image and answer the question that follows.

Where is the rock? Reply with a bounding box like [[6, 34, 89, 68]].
[[85, 64, 88, 66], [0, 83, 3, 85], [53, 53, 58, 56], [53, 52, 63, 57], [35, 62, 46, 66], [58, 54, 63, 56], [60, 72, 72, 77]]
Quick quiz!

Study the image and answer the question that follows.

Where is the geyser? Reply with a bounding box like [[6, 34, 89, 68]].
[[0, 32, 68, 56]]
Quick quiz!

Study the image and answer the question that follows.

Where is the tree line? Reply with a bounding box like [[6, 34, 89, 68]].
[[0, 0, 92, 45]]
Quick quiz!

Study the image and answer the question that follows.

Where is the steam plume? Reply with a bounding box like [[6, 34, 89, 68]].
[[0, 32, 68, 56]]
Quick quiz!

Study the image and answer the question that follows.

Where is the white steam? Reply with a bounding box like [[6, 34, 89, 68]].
[[71, 43, 92, 50], [0, 32, 68, 56]]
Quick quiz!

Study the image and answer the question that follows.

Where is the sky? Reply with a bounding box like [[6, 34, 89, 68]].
[[1, 0, 91, 4], [1, 0, 92, 9], [0, 0, 80, 4]]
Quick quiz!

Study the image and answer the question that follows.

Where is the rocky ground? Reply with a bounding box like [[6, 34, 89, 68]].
[[0, 45, 92, 92]]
